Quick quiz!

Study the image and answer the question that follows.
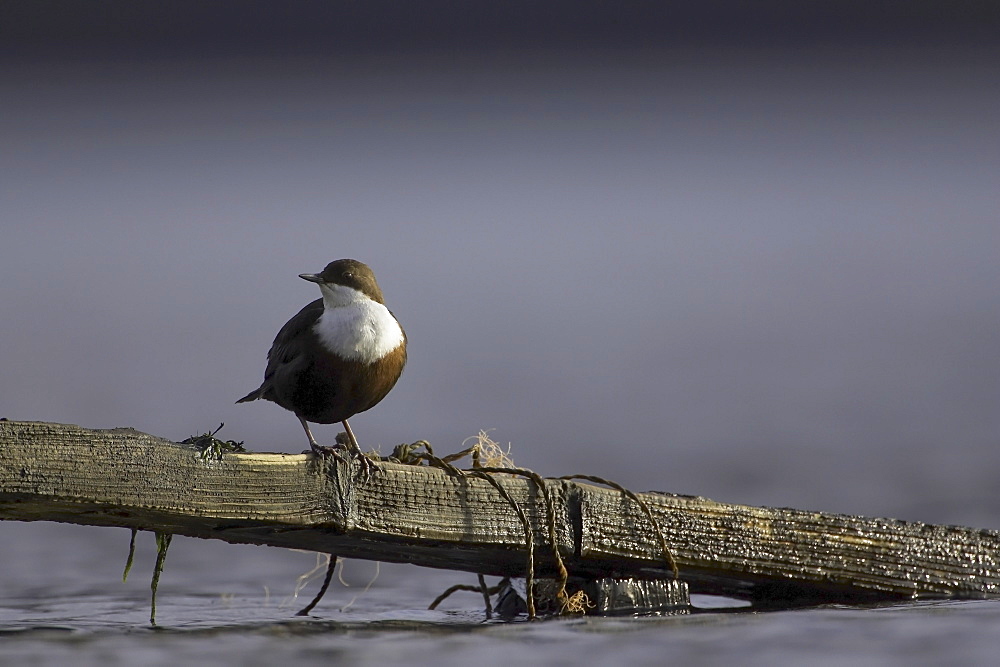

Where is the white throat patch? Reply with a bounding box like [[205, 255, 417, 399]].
[[312, 285, 404, 363]]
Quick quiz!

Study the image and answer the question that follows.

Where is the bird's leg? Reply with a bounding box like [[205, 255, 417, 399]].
[[298, 416, 345, 460], [297, 415, 377, 478], [342, 419, 377, 478]]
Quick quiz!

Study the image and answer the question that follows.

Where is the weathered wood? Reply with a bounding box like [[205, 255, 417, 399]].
[[2, 420, 999, 604]]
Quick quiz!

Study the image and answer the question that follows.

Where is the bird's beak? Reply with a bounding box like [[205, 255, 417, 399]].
[[299, 273, 323, 283]]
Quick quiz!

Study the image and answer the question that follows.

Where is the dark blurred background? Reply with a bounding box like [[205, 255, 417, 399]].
[[2, 1, 999, 536]]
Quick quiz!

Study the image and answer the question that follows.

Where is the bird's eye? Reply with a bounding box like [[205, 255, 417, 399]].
[[343, 272, 354, 279]]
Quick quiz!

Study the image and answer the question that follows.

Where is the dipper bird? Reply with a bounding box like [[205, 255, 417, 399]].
[[237, 259, 406, 476]]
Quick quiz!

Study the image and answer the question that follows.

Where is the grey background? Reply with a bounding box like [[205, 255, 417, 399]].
[[3, 3, 999, 538]]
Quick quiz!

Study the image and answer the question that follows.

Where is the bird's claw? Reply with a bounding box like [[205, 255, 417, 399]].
[[309, 442, 382, 480], [353, 452, 380, 481], [309, 442, 348, 463]]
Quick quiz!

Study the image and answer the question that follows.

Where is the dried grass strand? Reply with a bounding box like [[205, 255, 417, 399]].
[[295, 555, 338, 616]]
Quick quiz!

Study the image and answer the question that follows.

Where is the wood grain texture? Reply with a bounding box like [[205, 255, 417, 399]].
[[2, 420, 999, 603]]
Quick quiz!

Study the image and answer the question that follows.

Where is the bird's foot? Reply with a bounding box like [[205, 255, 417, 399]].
[[351, 450, 379, 480], [308, 441, 348, 463], [309, 437, 380, 480], [334, 429, 381, 480]]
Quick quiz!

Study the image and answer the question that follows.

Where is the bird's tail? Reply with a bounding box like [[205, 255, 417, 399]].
[[235, 387, 263, 404]]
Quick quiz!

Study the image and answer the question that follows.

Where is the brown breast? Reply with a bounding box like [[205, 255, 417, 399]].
[[272, 338, 407, 424]]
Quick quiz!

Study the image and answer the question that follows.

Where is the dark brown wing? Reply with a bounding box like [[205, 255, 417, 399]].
[[235, 299, 323, 404]]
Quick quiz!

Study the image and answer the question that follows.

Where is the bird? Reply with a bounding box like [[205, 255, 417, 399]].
[[237, 259, 406, 476]]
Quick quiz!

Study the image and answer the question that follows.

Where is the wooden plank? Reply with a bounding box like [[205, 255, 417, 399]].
[[2, 420, 999, 604]]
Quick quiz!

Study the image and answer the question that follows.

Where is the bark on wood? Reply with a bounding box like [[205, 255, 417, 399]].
[[2, 420, 999, 605]]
